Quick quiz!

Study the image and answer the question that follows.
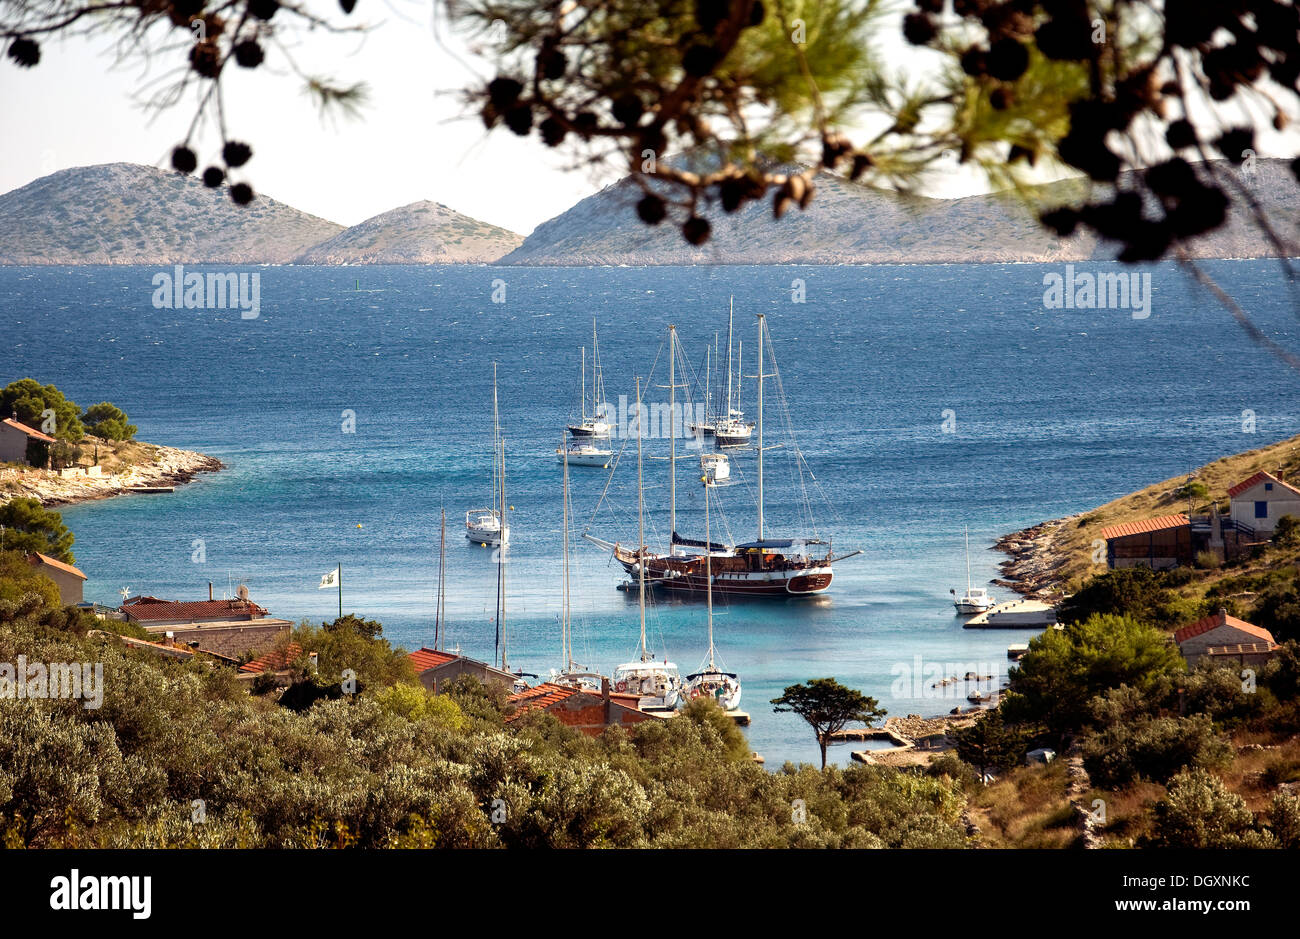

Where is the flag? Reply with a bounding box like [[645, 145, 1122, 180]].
[[319, 567, 339, 589]]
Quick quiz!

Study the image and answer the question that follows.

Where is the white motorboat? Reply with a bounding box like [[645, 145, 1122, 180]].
[[952, 526, 995, 613], [556, 443, 613, 468], [700, 451, 730, 485]]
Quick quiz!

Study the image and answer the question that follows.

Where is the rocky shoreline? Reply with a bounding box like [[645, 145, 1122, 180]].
[[992, 513, 1082, 601], [0, 444, 223, 508]]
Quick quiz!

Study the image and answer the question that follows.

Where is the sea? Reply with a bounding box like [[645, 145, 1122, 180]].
[[2, 260, 1297, 767]]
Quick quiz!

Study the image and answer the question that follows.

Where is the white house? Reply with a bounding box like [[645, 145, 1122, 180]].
[[1228, 471, 1300, 536]]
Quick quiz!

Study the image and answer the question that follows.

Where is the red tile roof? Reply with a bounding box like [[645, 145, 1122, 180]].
[[1228, 471, 1300, 499], [1099, 513, 1189, 540], [121, 597, 268, 622], [505, 682, 581, 721], [1174, 610, 1276, 645], [1, 417, 55, 443], [407, 647, 458, 672], [27, 552, 86, 580], [239, 642, 304, 674]]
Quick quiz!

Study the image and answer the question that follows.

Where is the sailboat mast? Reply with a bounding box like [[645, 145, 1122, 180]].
[[636, 376, 648, 663], [965, 525, 972, 595], [562, 440, 572, 670], [580, 346, 586, 422], [669, 325, 677, 541], [500, 437, 509, 670], [491, 362, 501, 516], [756, 315, 764, 542], [725, 298, 734, 418], [706, 480, 715, 668], [436, 505, 446, 651]]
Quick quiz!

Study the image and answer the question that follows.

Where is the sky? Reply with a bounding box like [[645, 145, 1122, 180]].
[[2, 4, 1297, 235]]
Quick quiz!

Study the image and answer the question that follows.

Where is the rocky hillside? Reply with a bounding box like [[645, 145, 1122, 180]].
[[294, 200, 522, 264], [500, 159, 1297, 265], [0, 163, 344, 265]]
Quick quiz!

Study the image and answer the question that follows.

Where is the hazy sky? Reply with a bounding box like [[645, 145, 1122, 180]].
[[2, 5, 1296, 235]]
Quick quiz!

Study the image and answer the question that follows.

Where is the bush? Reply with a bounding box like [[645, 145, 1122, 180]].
[[1058, 567, 1179, 628], [1082, 714, 1231, 789], [1145, 769, 1273, 848]]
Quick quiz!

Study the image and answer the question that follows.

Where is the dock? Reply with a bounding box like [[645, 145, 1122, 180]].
[[963, 598, 1058, 629], [126, 486, 174, 494]]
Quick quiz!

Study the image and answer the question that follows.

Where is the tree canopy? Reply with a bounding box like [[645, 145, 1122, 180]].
[[81, 402, 137, 442], [0, 379, 83, 442], [0, 498, 75, 563], [772, 676, 886, 768], [2, 0, 1296, 265]]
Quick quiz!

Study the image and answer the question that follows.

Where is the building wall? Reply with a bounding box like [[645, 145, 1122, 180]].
[[141, 620, 291, 658], [418, 659, 515, 694], [0, 424, 32, 465], [546, 696, 652, 735], [39, 566, 83, 606], [1230, 482, 1300, 535], [1108, 526, 1192, 569]]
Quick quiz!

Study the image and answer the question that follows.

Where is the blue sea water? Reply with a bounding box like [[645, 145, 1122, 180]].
[[2, 261, 1298, 767]]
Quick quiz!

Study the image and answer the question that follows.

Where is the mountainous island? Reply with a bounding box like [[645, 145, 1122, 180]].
[[0, 159, 1292, 266]]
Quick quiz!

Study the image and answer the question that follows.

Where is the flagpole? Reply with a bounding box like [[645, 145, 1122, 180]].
[[337, 563, 342, 620]]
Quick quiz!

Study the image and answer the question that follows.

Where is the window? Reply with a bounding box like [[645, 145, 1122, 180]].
[[1256, 501, 1269, 519], [1265, 482, 1274, 491]]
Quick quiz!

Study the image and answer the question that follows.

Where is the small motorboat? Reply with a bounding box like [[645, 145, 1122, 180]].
[[700, 451, 730, 485], [556, 443, 612, 468]]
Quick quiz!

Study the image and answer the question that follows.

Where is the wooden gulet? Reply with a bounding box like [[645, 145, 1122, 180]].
[[588, 309, 862, 598]]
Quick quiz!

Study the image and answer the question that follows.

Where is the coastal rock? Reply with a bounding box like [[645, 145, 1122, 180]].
[[0, 444, 222, 507]]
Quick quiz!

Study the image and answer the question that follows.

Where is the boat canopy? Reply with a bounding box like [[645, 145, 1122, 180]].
[[671, 531, 730, 552], [685, 670, 738, 680], [735, 538, 828, 550]]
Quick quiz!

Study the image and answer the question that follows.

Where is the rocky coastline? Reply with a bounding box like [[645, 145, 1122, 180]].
[[992, 513, 1083, 601], [0, 444, 223, 508]]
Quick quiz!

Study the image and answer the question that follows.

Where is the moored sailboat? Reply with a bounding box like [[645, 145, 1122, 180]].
[[683, 476, 742, 712], [467, 363, 510, 547], [552, 442, 604, 691], [952, 525, 996, 614], [567, 318, 611, 440], [611, 376, 682, 712]]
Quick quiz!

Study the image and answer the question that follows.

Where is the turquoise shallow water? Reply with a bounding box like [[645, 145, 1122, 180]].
[[2, 261, 1297, 766]]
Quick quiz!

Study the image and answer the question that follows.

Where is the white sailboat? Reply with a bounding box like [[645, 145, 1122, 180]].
[[467, 363, 510, 547], [714, 299, 754, 448], [493, 438, 530, 693], [952, 525, 996, 614], [612, 376, 682, 712], [683, 478, 742, 712], [552, 442, 604, 691], [567, 319, 611, 440]]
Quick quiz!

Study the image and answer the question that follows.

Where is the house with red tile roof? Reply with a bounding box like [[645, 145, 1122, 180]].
[[238, 642, 311, 687], [1228, 471, 1300, 537], [405, 646, 517, 695], [118, 587, 292, 659], [1099, 513, 1192, 571], [505, 680, 653, 736], [26, 552, 86, 605], [0, 416, 55, 467], [1174, 609, 1278, 666]]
